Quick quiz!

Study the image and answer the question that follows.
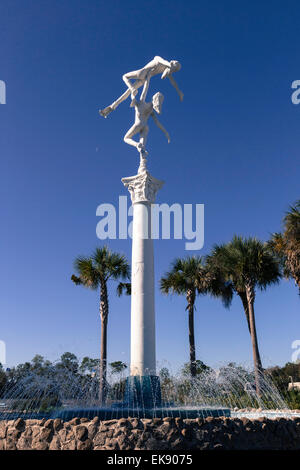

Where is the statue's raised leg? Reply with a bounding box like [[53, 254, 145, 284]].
[[99, 80, 143, 118]]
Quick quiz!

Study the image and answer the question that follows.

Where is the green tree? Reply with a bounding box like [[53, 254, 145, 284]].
[[159, 367, 176, 403], [79, 357, 100, 375], [160, 256, 232, 378], [181, 360, 210, 377], [0, 364, 6, 397], [31, 355, 45, 367], [109, 361, 127, 374], [268, 200, 300, 294], [159, 367, 171, 382], [207, 236, 281, 395], [265, 362, 300, 394], [265, 362, 300, 409], [71, 246, 130, 404], [31, 355, 52, 374], [9, 362, 31, 382], [56, 352, 79, 374]]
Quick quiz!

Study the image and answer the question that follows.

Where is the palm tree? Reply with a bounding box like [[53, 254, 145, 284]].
[[71, 246, 130, 404], [160, 256, 232, 378], [207, 236, 281, 396], [268, 200, 300, 294]]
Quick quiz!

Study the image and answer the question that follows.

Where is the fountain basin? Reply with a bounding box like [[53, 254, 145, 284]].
[[51, 406, 231, 421]]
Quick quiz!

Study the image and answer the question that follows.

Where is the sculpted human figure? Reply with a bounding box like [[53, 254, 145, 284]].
[[99, 56, 183, 118], [123, 87, 170, 159]]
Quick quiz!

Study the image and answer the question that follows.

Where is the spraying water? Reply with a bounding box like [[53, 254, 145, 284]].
[[0, 361, 294, 421]]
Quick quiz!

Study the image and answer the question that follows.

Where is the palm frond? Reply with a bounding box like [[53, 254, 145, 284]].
[[73, 257, 99, 289], [284, 200, 300, 237], [92, 246, 130, 281], [72, 246, 130, 290], [160, 271, 187, 295], [71, 274, 82, 285], [208, 235, 281, 293], [117, 282, 131, 297]]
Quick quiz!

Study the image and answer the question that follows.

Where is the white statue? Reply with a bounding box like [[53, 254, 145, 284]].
[[100, 56, 183, 118], [124, 87, 170, 161]]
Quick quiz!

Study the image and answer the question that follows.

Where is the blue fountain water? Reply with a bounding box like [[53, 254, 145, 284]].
[[0, 362, 292, 421], [54, 374, 230, 421]]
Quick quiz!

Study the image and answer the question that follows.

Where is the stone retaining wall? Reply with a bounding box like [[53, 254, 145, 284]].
[[0, 416, 300, 450]]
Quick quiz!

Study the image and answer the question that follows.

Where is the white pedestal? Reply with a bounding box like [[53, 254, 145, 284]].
[[122, 170, 164, 376]]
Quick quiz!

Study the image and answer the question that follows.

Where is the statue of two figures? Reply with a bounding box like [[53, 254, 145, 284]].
[[99, 56, 183, 173]]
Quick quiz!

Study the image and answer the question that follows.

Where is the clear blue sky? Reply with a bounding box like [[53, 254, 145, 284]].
[[0, 0, 299, 371]]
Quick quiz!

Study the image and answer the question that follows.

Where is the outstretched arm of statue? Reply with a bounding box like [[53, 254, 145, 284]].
[[151, 113, 170, 143], [168, 75, 184, 101]]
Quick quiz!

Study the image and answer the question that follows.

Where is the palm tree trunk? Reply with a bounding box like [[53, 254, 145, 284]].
[[245, 282, 263, 397], [237, 291, 251, 333], [187, 289, 196, 378], [286, 251, 300, 293], [99, 280, 109, 405]]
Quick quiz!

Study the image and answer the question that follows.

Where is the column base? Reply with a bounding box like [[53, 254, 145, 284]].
[[124, 375, 162, 409]]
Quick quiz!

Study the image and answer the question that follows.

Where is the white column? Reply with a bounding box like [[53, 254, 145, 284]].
[[122, 170, 164, 376]]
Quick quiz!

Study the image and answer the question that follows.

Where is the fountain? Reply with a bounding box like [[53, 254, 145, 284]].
[[1, 360, 297, 422]]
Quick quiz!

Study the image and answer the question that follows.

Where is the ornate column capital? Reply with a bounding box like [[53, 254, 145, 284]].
[[122, 170, 164, 204]]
